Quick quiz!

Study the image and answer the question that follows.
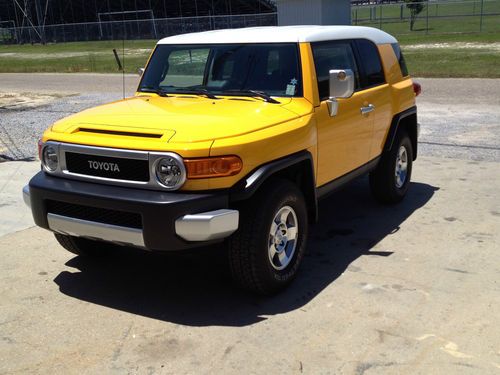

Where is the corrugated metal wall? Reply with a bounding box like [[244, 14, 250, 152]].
[[276, 0, 351, 26]]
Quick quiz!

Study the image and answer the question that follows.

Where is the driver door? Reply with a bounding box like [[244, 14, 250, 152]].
[[311, 40, 374, 187]]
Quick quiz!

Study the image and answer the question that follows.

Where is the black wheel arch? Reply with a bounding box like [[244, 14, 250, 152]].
[[384, 106, 418, 160], [230, 150, 318, 222]]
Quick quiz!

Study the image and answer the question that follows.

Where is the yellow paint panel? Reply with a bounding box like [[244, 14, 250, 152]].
[[41, 41, 417, 192], [299, 43, 320, 107]]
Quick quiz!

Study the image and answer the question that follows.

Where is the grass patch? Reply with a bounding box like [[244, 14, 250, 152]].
[[404, 47, 500, 77], [353, 0, 500, 34], [0, 40, 155, 73], [0, 31, 499, 77]]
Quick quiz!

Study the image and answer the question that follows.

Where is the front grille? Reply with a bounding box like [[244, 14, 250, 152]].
[[47, 200, 142, 229], [65, 152, 149, 182]]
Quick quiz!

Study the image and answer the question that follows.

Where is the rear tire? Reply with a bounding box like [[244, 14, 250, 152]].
[[54, 233, 106, 257], [228, 179, 308, 295], [370, 131, 413, 204]]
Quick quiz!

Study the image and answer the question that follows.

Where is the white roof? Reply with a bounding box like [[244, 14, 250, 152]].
[[158, 26, 397, 46]]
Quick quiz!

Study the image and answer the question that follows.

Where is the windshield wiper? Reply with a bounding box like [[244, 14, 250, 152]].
[[138, 87, 170, 97], [222, 90, 280, 104], [172, 88, 219, 100]]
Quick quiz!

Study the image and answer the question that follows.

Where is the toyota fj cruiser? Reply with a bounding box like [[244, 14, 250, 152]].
[[24, 26, 420, 294]]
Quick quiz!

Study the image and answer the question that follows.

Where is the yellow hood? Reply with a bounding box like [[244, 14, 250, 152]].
[[50, 95, 311, 144]]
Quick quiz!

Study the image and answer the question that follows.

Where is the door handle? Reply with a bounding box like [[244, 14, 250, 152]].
[[360, 104, 375, 115]]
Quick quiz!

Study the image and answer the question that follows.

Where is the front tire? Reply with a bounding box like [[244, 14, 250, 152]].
[[54, 233, 106, 256], [370, 131, 413, 204], [228, 179, 308, 295]]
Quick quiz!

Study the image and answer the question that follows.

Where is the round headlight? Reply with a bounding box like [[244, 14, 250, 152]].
[[154, 154, 186, 190], [42, 145, 58, 172]]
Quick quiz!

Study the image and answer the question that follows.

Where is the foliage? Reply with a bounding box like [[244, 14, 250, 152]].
[[405, 0, 427, 30]]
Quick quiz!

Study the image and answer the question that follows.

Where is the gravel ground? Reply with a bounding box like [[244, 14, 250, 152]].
[[416, 78, 500, 161], [0, 75, 499, 162], [0, 73, 139, 162], [0, 93, 123, 161]]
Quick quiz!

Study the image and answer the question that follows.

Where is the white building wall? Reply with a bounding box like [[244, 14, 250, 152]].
[[276, 0, 351, 26]]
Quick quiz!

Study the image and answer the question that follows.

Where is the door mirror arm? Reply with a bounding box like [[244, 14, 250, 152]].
[[327, 98, 339, 117], [326, 69, 355, 117]]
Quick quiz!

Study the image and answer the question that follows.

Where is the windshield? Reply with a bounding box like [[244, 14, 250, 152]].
[[139, 43, 303, 97]]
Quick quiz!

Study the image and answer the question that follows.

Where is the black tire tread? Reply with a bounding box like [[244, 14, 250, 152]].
[[370, 130, 413, 204], [228, 179, 307, 295], [54, 233, 101, 256]]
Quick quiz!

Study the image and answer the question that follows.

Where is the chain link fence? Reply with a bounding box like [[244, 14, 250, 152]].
[[0, 13, 277, 45], [352, 0, 500, 34], [2, 1, 499, 44]]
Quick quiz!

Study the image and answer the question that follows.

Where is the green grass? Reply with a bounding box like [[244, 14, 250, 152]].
[[404, 47, 500, 77], [352, 0, 500, 34], [351, 0, 500, 77], [357, 14, 500, 35], [0, 40, 155, 73], [1, 18, 500, 77]]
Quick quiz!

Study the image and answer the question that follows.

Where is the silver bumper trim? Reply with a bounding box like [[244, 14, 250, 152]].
[[47, 213, 145, 247], [175, 209, 239, 242], [22, 185, 31, 208]]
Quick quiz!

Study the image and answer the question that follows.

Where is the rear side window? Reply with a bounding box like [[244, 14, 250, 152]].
[[311, 41, 359, 100], [391, 43, 409, 77], [354, 39, 385, 88]]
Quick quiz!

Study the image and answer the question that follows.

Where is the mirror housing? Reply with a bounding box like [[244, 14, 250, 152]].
[[327, 69, 354, 117], [137, 67, 145, 77]]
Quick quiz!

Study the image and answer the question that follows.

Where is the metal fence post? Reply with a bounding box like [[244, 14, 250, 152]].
[[426, 2, 429, 34], [479, 0, 484, 31], [379, 4, 383, 30]]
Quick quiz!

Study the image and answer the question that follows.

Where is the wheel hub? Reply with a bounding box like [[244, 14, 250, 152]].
[[273, 223, 288, 251], [268, 206, 298, 270], [395, 145, 408, 188]]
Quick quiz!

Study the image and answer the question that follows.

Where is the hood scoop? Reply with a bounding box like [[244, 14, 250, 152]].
[[78, 128, 163, 139]]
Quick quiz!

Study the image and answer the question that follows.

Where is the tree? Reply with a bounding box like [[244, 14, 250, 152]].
[[405, 0, 427, 31]]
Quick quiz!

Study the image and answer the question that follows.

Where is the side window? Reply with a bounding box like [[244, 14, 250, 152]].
[[391, 43, 409, 77], [311, 41, 359, 101], [354, 39, 385, 88]]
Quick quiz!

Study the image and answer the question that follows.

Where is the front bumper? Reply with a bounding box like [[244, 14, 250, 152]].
[[24, 172, 238, 251]]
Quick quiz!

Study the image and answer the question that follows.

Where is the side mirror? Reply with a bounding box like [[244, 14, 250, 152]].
[[137, 67, 145, 77], [327, 69, 354, 117]]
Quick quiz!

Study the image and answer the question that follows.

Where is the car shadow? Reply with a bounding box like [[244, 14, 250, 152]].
[[54, 177, 439, 327]]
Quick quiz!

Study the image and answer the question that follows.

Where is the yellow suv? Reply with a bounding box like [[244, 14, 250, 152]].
[[24, 26, 420, 294]]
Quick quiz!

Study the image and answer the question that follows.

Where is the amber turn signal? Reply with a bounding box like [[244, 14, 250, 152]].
[[185, 156, 243, 179]]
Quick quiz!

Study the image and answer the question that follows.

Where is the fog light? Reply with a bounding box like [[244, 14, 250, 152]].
[[154, 154, 186, 190], [42, 145, 58, 172]]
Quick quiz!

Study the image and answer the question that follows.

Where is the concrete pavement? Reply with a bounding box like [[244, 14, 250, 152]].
[[0, 161, 38, 236], [0, 75, 499, 374], [1, 157, 499, 374]]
